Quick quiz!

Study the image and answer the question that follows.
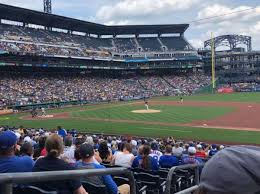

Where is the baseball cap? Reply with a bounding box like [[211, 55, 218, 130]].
[[0, 131, 17, 150], [211, 144, 217, 149], [200, 146, 260, 193], [24, 136, 31, 143], [188, 147, 196, 154], [131, 140, 137, 147], [79, 144, 94, 158], [197, 144, 202, 149]]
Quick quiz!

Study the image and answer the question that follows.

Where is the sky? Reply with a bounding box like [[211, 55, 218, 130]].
[[1, 0, 260, 49]]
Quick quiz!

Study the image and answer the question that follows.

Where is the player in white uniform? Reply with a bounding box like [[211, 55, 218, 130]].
[[145, 101, 149, 110], [180, 97, 184, 103], [41, 107, 46, 116]]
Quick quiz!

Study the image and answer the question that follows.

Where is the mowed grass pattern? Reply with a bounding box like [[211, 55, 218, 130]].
[[1, 93, 260, 144], [158, 92, 260, 102], [72, 105, 234, 123]]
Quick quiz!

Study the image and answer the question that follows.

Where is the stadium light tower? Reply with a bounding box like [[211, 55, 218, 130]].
[[43, 0, 52, 14]]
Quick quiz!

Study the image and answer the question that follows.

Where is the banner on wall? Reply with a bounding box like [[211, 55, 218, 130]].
[[217, 87, 234, 93]]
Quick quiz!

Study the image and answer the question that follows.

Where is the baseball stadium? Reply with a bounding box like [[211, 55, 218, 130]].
[[0, 1, 260, 194]]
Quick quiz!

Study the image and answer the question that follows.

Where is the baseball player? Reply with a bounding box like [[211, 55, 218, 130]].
[[180, 97, 184, 103], [41, 107, 46, 116], [145, 101, 149, 110]]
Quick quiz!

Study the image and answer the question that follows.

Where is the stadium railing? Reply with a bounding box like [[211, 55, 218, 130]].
[[165, 164, 203, 194], [0, 167, 136, 194]]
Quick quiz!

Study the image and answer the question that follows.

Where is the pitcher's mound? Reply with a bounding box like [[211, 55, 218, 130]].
[[131, 109, 161, 114], [38, 115, 54, 118]]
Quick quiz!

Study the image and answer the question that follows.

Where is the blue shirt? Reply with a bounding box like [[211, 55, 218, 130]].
[[0, 155, 34, 173], [76, 162, 118, 194], [132, 155, 159, 171], [159, 155, 179, 168], [58, 128, 67, 138], [209, 149, 218, 157], [181, 156, 202, 165]]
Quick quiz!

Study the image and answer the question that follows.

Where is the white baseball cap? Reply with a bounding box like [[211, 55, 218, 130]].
[[24, 136, 31, 143], [188, 147, 196, 154]]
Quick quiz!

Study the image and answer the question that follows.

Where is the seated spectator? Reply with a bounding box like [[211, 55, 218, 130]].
[[159, 145, 179, 168], [112, 142, 134, 168], [182, 147, 202, 165], [150, 142, 163, 163], [76, 143, 130, 194], [33, 134, 87, 194], [62, 136, 76, 165], [130, 139, 138, 156], [182, 144, 190, 156], [197, 146, 260, 194], [19, 142, 34, 157], [208, 144, 218, 157], [172, 142, 183, 157], [57, 126, 67, 139], [132, 144, 159, 171], [98, 141, 113, 164], [0, 131, 34, 173], [195, 144, 206, 159]]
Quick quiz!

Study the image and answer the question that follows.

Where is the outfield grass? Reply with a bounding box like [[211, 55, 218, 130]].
[[158, 92, 260, 102], [1, 93, 260, 144]]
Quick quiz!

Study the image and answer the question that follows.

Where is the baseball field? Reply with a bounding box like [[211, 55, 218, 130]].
[[1, 92, 260, 144]]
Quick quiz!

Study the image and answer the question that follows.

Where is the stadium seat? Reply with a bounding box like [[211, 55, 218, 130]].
[[113, 176, 130, 186], [134, 172, 166, 194], [13, 186, 57, 194], [81, 181, 108, 194]]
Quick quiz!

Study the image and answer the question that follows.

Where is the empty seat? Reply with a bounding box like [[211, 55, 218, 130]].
[[13, 186, 57, 194], [134, 172, 166, 194], [81, 181, 108, 194]]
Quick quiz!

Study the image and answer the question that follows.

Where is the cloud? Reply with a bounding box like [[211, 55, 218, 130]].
[[96, 0, 201, 23], [196, 4, 260, 25], [187, 4, 260, 50]]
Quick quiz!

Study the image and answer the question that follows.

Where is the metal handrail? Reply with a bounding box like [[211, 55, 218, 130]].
[[0, 167, 136, 194], [165, 164, 203, 194], [175, 185, 199, 194]]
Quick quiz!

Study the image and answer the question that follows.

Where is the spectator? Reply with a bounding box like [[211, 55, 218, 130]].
[[112, 142, 134, 168], [208, 144, 218, 157], [57, 126, 67, 139], [195, 144, 206, 159], [130, 139, 138, 156], [182, 147, 202, 165], [172, 142, 183, 157], [62, 136, 76, 164], [33, 134, 87, 194], [150, 142, 163, 163], [132, 144, 159, 171], [197, 146, 260, 194], [20, 142, 34, 157], [0, 131, 34, 173], [76, 143, 130, 194], [33, 136, 47, 158], [159, 145, 179, 168], [98, 141, 113, 164]]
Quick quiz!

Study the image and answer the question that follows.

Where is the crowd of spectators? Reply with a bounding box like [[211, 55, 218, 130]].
[[1, 126, 260, 194], [0, 72, 210, 107], [0, 125, 224, 193], [0, 24, 192, 57]]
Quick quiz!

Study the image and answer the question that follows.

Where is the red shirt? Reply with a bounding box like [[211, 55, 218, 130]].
[[40, 148, 47, 156], [195, 151, 206, 159]]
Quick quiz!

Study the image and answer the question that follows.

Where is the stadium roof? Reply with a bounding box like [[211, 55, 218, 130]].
[[0, 3, 189, 35]]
